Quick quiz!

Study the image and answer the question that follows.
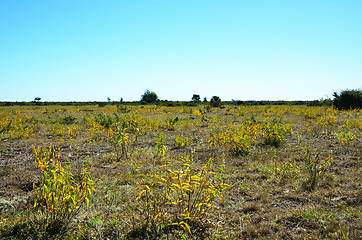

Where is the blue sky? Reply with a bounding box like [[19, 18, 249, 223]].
[[1, 1, 361, 102]]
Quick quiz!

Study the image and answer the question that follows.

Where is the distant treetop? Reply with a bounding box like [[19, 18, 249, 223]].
[[141, 89, 159, 103], [191, 94, 201, 102]]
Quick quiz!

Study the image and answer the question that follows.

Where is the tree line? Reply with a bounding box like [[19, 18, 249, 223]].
[[1, 89, 360, 109]]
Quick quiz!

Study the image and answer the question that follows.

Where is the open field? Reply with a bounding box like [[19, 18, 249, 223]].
[[0, 104, 361, 239]]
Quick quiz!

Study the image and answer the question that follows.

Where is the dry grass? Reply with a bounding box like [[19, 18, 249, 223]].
[[0, 104, 361, 239]]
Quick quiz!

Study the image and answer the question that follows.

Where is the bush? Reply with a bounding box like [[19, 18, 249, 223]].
[[262, 120, 293, 147], [94, 113, 115, 128], [60, 115, 77, 125], [135, 156, 230, 237], [210, 96, 221, 107], [32, 144, 97, 236], [333, 89, 362, 110]]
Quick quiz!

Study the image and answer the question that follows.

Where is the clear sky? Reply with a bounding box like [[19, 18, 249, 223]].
[[1, 1, 361, 102]]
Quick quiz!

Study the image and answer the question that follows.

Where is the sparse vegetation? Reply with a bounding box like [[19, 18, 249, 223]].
[[0, 103, 361, 239]]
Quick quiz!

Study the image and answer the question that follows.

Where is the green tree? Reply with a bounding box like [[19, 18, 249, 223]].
[[210, 96, 221, 107], [141, 89, 159, 103], [333, 89, 362, 110], [34, 97, 41, 105], [191, 94, 201, 102]]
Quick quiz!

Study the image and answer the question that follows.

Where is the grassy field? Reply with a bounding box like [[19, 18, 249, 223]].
[[0, 104, 361, 239]]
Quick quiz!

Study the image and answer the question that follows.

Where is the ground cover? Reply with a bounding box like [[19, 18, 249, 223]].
[[0, 104, 361, 239]]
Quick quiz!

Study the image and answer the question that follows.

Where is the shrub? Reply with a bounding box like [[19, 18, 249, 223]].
[[210, 128, 251, 155], [108, 123, 139, 161], [301, 149, 334, 191], [154, 134, 167, 158], [94, 113, 115, 128], [210, 96, 221, 107], [333, 89, 362, 110], [174, 135, 191, 148], [262, 120, 293, 147], [164, 117, 180, 130], [32, 144, 97, 236], [60, 115, 77, 125], [135, 156, 230, 237]]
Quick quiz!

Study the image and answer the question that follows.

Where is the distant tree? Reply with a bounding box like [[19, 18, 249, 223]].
[[191, 94, 201, 102], [141, 89, 159, 103], [34, 97, 41, 105], [203, 97, 207, 102], [333, 89, 362, 110], [210, 96, 221, 102], [107, 97, 111, 102], [210, 96, 221, 107], [120, 97, 123, 102]]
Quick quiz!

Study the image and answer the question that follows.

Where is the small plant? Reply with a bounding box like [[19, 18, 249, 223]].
[[301, 149, 334, 191], [116, 105, 131, 113], [60, 115, 77, 125], [32, 144, 97, 236], [108, 122, 138, 160], [271, 150, 300, 183], [336, 131, 356, 145], [174, 135, 191, 148], [135, 155, 230, 237], [262, 120, 292, 147], [228, 130, 251, 156], [316, 114, 337, 128], [165, 117, 180, 130], [204, 105, 212, 112], [209, 128, 251, 155], [94, 113, 115, 128], [0, 118, 12, 134], [154, 134, 167, 158]]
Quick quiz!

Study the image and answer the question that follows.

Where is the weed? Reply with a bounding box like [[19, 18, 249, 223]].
[[272, 150, 300, 183], [154, 134, 167, 158], [336, 131, 356, 145], [94, 113, 115, 128], [164, 117, 180, 130], [135, 155, 230, 237], [174, 135, 191, 149], [262, 120, 292, 147], [301, 149, 334, 191], [32, 144, 97, 236], [108, 122, 138, 161], [60, 116, 77, 125]]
